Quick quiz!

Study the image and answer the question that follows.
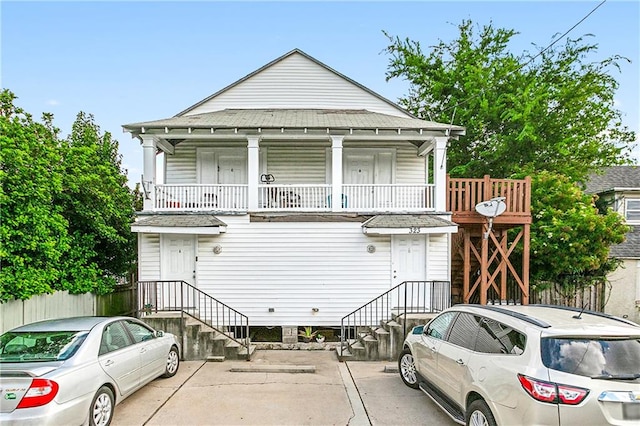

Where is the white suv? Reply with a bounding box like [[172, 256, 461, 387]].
[[399, 304, 640, 426]]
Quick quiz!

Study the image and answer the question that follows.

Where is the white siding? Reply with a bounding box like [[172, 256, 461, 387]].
[[196, 216, 391, 326], [426, 233, 450, 281], [165, 141, 245, 184], [139, 233, 161, 280], [186, 53, 410, 118]]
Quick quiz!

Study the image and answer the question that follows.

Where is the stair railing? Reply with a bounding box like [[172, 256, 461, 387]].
[[340, 280, 450, 355], [137, 280, 251, 360]]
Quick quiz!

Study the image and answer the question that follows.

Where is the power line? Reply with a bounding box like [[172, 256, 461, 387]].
[[441, 0, 608, 115]]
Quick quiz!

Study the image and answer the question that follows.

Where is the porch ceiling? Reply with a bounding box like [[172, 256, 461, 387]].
[[123, 109, 465, 143], [362, 214, 458, 235], [131, 214, 227, 234]]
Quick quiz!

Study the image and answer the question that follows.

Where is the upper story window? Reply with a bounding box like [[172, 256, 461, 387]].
[[625, 199, 640, 222]]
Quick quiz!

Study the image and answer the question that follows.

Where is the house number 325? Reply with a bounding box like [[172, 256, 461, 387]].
[[409, 227, 421, 234]]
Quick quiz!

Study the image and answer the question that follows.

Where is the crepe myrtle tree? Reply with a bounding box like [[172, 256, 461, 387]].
[[520, 171, 628, 293], [383, 19, 635, 182]]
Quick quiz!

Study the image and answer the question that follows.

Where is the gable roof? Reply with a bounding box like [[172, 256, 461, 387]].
[[176, 48, 413, 118], [584, 166, 640, 194]]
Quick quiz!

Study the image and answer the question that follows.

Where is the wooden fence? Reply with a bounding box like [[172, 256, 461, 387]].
[[531, 282, 607, 312], [0, 286, 137, 334]]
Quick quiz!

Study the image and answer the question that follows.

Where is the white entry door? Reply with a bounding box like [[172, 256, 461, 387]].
[[218, 152, 247, 208], [161, 235, 195, 310], [392, 235, 428, 311]]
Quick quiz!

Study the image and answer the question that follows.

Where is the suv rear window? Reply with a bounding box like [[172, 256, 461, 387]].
[[541, 337, 640, 378]]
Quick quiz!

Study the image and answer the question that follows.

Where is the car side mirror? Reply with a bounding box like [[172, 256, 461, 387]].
[[155, 330, 164, 337], [412, 325, 424, 335]]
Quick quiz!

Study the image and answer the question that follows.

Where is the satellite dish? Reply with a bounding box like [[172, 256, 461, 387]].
[[475, 197, 507, 218]]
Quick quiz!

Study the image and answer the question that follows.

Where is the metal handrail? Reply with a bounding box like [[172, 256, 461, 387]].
[[340, 280, 450, 355], [137, 280, 251, 360]]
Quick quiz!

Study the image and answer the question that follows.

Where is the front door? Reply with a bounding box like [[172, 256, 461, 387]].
[[344, 154, 375, 208], [218, 152, 247, 208], [161, 235, 195, 309], [392, 235, 427, 310]]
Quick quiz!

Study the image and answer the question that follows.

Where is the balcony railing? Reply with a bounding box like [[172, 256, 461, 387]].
[[152, 183, 435, 212]]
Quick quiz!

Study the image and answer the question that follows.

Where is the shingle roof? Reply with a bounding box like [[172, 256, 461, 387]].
[[611, 226, 640, 259], [123, 109, 464, 133], [584, 166, 640, 194], [132, 215, 227, 228], [362, 214, 457, 229]]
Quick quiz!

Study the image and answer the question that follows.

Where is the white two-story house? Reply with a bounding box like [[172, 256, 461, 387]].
[[123, 49, 465, 333], [585, 166, 640, 324]]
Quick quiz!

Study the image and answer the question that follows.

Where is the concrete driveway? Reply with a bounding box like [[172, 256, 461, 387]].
[[112, 350, 457, 426]]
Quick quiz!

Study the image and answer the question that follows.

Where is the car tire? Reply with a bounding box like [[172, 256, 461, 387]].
[[466, 399, 497, 426], [398, 348, 420, 389], [162, 346, 180, 378], [89, 386, 114, 426]]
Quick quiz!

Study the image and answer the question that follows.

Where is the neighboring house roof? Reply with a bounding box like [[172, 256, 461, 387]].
[[123, 108, 462, 134], [176, 49, 412, 118], [362, 214, 458, 235], [585, 166, 640, 260], [131, 214, 227, 234], [611, 226, 640, 259], [584, 166, 640, 194]]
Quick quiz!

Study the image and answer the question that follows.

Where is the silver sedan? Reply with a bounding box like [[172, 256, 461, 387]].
[[0, 316, 180, 426]]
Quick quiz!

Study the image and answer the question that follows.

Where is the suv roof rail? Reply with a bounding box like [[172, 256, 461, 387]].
[[467, 304, 551, 328], [530, 304, 640, 327]]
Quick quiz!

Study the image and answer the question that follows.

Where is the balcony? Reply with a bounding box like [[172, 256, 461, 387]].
[[152, 183, 436, 213]]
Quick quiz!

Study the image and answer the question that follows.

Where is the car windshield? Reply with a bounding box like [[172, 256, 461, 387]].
[[541, 337, 640, 378], [0, 331, 88, 362]]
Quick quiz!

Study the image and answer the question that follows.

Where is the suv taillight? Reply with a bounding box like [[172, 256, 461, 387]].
[[16, 379, 59, 409], [517, 374, 589, 405]]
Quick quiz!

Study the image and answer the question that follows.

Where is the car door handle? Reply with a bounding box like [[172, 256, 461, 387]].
[[429, 346, 437, 353], [140, 348, 147, 354], [456, 359, 465, 365], [104, 360, 114, 367]]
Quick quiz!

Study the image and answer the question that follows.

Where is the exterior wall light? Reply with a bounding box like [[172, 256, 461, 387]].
[[367, 244, 376, 253], [213, 245, 222, 254]]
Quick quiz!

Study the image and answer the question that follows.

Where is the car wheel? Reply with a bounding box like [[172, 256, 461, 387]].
[[162, 346, 180, 378], [398, 348, 419, 389], [466, 399, 497, 426], [90, 386, 114, 426]]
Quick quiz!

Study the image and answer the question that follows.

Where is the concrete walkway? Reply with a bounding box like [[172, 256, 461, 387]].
[[112, 350, 457, 426]]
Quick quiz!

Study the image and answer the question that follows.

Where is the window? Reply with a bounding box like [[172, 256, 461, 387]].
[[541, 337, 640, 377], [475, 318, 526, 355], [425, 312, 457, 340], [447, 313, 481, 350], [100, 322, 132, 355], [626, 199, 640, 222], [124, 320, 155, 344]]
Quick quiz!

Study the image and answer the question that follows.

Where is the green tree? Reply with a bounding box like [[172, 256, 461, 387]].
[[0, 90, 69, 301], [383, 20, 635, 293], [527, 172, 627, 290], [56, 112, 136, 294], [384, 20, 635, 181], [0, 90, 137, 302]]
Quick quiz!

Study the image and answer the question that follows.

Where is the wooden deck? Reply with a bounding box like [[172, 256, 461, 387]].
[[447, 175, 531, 225]]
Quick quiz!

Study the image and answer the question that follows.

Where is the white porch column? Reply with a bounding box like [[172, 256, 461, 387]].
[[247, 136, 260, 211], [330, 135, 344, 212], [141, 135, 157, 211], [433, 136, 448, 212]]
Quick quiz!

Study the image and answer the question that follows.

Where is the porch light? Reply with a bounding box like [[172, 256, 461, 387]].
[[213, 245, 222, 254], [367, 244, 376, 253]]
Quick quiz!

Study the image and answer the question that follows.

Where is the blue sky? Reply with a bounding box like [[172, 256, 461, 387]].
[[2, 1, 639, 186]]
